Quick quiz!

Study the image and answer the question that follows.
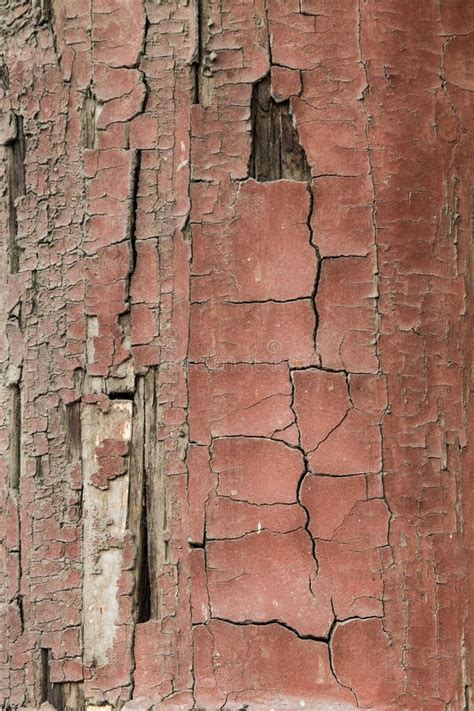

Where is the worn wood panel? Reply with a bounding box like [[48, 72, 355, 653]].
[[0, 0, 472, 709]]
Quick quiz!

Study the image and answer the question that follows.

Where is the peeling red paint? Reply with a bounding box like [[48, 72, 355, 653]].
[[0, 0, 473, 709]]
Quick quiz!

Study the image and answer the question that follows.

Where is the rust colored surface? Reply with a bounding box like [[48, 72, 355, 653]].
[[0, 0, 473, 709]]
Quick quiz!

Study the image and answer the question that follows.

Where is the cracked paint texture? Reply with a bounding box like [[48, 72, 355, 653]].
[[0, 0, 473, 710]]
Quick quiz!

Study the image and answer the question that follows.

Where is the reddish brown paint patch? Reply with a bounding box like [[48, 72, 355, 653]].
[[332, 618, 402, 709], [211, 437, 304, 504], [188, 363, 294, 444], [206, 529, 333, 636], [189, 299, 317, 366], [193, 620, 357, 709], [1, 0, 472, 708], [191, 179, 316, 303], [315, 255, 378, 373]]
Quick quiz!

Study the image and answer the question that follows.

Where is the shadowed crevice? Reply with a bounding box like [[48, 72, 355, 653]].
[[249, 74, 311, 182]]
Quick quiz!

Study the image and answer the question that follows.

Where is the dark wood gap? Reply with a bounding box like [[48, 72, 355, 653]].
[[249, 74, 311, 182], [9, 384, 21, 490], [7, 115, 26, 273]]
